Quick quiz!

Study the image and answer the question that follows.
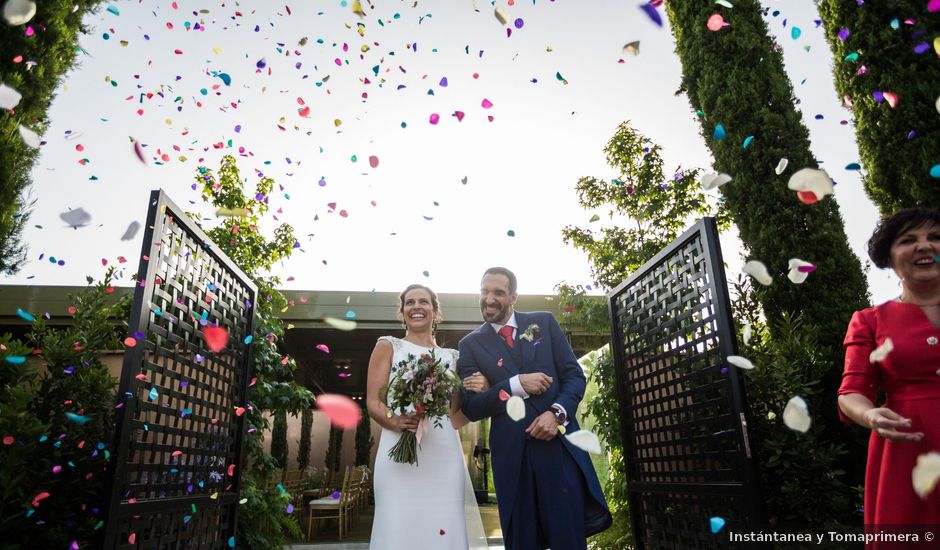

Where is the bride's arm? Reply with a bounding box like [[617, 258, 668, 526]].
[[367, 339, 418, 432], [450, 390, 470, 430]]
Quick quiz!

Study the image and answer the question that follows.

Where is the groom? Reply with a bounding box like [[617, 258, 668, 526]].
[[458, 267, 611, 549]]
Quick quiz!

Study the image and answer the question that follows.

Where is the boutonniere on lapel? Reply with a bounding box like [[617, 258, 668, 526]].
[[519, 324, 541, 344]]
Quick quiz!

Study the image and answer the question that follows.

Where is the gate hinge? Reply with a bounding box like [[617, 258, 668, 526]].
[[740, 412, 752, 459]]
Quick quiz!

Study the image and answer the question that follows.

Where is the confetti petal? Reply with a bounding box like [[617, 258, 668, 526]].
[[565, 429, 602, 454], [869, 338, 893, 363], [742, 323, 752, 345], [2, 0, 36, 26], [324, 317, 357, 331], [494, 6, 509, 25], [506, 395, 525, 421], [710, 516, 726, 534], [726, 355, 755, 370], [912, 452, 940, 499], [707, 14, 724, 32], [787, 168, 834, 202], [202, 326, 229, 353], [786, 259, 816, 284], [316, 393, 361, 429], [782, 396, 811, 433], [121, 221, 141, 241], [743, 260, 773, 286], [774, 158, 789, 175], [700, 172, 731, 191], [60, 208, 92, 228], [639, 2, 663, 27], [18, 125, 40, 148], [316, 344, 330, 354], [622, 41, 640, 56]]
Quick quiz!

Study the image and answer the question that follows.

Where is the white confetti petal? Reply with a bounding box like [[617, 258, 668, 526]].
[[774, 158, 789, 175], [714, 0, 734, 7], [786, 258, 815, 284], [506, 395, 525, 421], [743, 260, 773, 286], [727, 355, 754, 370], [701, 172, 732, 191], [324, 317, 357, 331], [494, 6, 509, 25], [120, 221, 141, 241], [742, 323, 752, 345], [0, 82, 22, 110], [60, 208, 91, 228], [566, 430, 602, 455], [17, 124, 40, 148], [787, 168, 834, 201], [912, 452, 940, 499], [3, 0, 36, 26], [936, 95, 940, 115], [622, 41, 640, 56], [783, 396, 811, 433], [869, 338, 893, 363]]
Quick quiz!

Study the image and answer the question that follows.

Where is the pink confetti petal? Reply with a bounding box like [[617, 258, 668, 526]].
[[481, 98, 493, 109], [429, 113, 440, 124], [369, 155, 379, 168], [707, 14, 724, 32], [498, 389, 510, 401], [316, 344, 330, 354], [316, 393, 362, 429]]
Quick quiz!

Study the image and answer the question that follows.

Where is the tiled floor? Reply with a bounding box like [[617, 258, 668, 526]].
[[292, 503, 504, 549]]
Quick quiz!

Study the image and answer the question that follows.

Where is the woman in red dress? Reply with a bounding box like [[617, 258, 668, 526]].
[[838, 207, 940, 540]]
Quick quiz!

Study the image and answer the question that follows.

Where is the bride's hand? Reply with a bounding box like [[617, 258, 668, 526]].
[[394, 413, 420, 433], [463, 372, 489, 393]]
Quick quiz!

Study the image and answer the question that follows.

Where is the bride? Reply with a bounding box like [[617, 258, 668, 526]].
[[366, 284, 489, 549]]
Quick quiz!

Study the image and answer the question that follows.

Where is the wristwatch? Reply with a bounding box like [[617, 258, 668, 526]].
[[550, 405, 567, 425]]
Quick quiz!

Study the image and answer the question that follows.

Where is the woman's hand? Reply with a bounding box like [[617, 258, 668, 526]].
[[463, 371, 490, 393], [393, 413, 420, 433], [863, 407, 925, 442]]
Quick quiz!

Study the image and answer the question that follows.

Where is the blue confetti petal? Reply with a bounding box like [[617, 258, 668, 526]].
[[4, 355, 26, 364], [845, 163, 861, 171], [930, 164, 940, 179], [710, 516, 726, 534], [228, 536, 235, 548], [149, 387, 159, 401], [243, 335, 253, 345], [742, 135, 754, 149], [65, 412, 93, 424], [639, 3, 663, 27], [16, 308, 35, 322], [106, 5, 120, 16], [713, 124, 726, 141]]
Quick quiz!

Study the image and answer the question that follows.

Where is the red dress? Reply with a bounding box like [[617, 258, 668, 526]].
[[840, 301, 940, 542]]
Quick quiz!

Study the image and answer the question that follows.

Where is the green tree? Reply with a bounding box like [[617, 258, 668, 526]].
[[297, 408, 313, 472], [663, 1, 869, 366], [0, 1, 103, 273], [561, 122, 726, 289], [354, 405, 373, 466], [0, 269, 131, 548], [192, 155, 312, 548], [271, 409, 288, 469], [816, 0, 940, 214]]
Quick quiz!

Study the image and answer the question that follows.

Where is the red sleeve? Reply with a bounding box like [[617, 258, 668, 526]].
[[838, 309, 879, 424]]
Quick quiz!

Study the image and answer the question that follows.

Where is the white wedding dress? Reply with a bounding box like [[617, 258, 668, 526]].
[[370, 337, 488, 550]]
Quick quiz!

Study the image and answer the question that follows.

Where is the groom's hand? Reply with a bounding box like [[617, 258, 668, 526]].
[[519, 373, 552, 395], [525, 411, 559, 441]]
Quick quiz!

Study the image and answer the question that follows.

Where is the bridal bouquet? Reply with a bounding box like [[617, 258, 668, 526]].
[[384, 350, 460, 465]]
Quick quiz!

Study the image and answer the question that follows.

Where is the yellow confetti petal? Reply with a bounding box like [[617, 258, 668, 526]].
[[324, 317, 357, 331], [494, 6, 509, 25], [913, 452, 940, 499], [783, 396, 811, 433], [506, 396, 525, 421]]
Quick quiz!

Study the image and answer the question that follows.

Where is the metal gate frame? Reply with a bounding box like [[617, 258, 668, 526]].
[[103, 190, 257, 548], [607, 217, 764, 549]]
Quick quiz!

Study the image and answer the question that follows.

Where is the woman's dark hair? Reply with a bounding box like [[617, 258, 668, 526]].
[[482, 266, 518, 295], [867, 207, 940, 269], [398, 284, 442, 331]]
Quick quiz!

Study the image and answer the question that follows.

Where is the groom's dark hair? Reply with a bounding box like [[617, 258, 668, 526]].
[[483, 266, 517, 295]]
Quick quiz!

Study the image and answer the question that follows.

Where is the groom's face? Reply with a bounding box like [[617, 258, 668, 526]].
[[480, 273, 517, 324]]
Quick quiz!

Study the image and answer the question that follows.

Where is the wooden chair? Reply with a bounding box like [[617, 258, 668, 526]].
[[306, 465, 353, 541]]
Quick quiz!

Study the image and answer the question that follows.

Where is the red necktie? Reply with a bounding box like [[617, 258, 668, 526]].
[[498, 325, 515, 349]]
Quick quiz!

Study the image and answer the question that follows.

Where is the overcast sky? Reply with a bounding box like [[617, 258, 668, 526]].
[[4, 0, 896, 303]]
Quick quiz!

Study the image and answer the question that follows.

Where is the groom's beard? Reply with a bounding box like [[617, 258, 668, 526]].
[[481, 302, 511, 324]]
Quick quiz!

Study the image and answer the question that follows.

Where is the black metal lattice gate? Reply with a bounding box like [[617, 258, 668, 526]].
[[103, 190, 257, 549], [607, 218, 764, 549]]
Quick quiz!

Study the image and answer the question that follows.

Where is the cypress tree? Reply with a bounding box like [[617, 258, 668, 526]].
[[297, 408, 313, 472], [817, 0, 940, 214], [0, 1, 102, 273], [354, 406, 373, 466], [664, 1, 869, 366], [270, 409, 288, 469]]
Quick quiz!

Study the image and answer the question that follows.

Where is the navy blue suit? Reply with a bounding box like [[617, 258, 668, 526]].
[[458, 311, 611, 549]]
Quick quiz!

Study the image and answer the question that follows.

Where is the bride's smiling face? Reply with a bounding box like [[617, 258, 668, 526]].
[[401, 288, 437, 331]]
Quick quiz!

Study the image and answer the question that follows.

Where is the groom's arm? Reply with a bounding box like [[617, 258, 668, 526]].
[[546, 313, 586, 421], [458, 339, 512, 422]]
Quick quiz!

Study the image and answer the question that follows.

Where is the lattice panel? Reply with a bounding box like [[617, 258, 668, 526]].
[[111, 501, 236, 550], [608, 218, 762, 549], [105, 191, 256, 549]]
